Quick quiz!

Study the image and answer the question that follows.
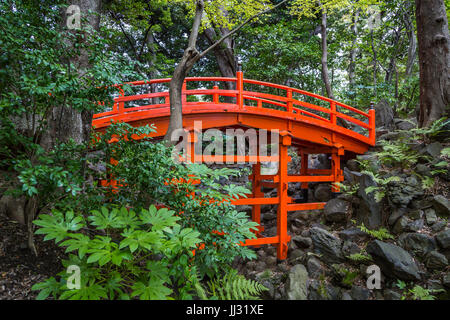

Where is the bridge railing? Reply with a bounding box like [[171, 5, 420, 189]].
[[93, 71, 376, 146]]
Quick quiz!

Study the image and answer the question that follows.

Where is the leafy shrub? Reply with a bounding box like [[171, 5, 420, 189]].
[[32, 205, 202, 300]]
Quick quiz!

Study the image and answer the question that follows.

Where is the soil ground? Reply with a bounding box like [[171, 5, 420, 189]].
[[0, 214, 66, 300]]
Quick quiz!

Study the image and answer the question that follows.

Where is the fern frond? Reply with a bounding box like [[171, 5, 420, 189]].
[[207, 269, 268, 300]]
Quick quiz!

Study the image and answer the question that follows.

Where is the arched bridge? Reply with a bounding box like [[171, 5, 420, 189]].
[[92, 71, 376, 260]]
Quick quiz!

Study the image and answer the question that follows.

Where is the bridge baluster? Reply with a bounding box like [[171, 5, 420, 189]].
[[330, 101, 337, 126]]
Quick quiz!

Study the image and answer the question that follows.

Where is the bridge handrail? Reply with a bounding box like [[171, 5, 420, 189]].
[[93, 72, 376, 146]]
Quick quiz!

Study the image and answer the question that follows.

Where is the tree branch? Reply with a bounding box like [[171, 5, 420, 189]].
[[198, 0, 290, 59]]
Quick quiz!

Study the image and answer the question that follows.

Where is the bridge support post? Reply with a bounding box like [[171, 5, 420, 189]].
[[276, 133, 291, 260], [251, 162, 263, 240], [187, 130, 199, 164], [331, 147, 344, 196]]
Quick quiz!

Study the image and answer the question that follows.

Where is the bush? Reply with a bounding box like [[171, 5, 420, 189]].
[[31, 121, 260, 298], [32, 205, 201, 299]]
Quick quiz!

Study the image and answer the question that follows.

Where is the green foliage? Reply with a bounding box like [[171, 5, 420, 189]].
[[375, 140, 422, 169], [395, 280, 445, 301], [32, 205, 202, 300], [88, 122, 258, 278], [347, 252, 373, 263], [362, 170, 401, 203], [356, 223, 394, 241], [206, 269, 268, 300]]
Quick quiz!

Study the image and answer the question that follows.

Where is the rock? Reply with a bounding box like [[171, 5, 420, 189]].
[[421, 142, 443, 158], [407, 209, 424, 220], [436, 229, 450, 249], [389, 176, 423, 207], [314, 184, 332, 202], [431, 221, 447, 233], [351, 285, 370, 300], [289, 249, 305, 262], [443, 273, 450, 288], [355, 173, 382, 229], [0, 195, 26, 225], [324, 198, 350, 223], [398, 233, 436, 258], [407, 219, 424, 232], [416, 164, 432, 177], [306, 257, 323, 278], [343, 168, 362, 184], [342, 240, 361, 256], [395, 118, 416, 131], [265, 256, 277, 268], [366, 240, 421, 281], [433, 195, 450, 216], [427, 279, 445, 292], [388, 208, 407, 226], [356, 153, 380, 172], [292, 235, 312, 249], [308, 280, 341, 300], [425, 251, 448, 270], [310, 227, 344, 264], [341, 291, 353, 300], [346, 159, 360, 172], [393, 216, 411, 234], [374, 100, 395, 130], [393, 216, 424, 234], [339, 228, 369, 241], [383, 289, 402, 300], [285, 264, 309, 300], [425, 208, 438, 225]]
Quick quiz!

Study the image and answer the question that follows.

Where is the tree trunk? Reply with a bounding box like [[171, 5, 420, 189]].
[[204, 26, 236, 102], [404, 2, 418, 77], [41, 0, 102, 150], [320, 10, 334, 100], [370, 30, 378, 99], [416, 0, 450, 127], [163, 0, 203, 142], [348, 9, 360, 89], [29, 0, 102, 255]]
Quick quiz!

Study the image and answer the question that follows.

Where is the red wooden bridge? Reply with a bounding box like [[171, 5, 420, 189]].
[[92, 70, 375, 260]]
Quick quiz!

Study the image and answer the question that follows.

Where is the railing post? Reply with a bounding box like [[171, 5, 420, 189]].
[[287, 89, 293, 113], [118, 86, 125, 114], [330, 101, 337, 126], [236, 62, 244, 110], [165, 93, 170, 106], [369, 102, 376, 145], [213, 85, 219, 104]]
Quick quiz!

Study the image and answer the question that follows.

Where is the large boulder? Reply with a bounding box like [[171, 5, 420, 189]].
[[395, 118, 417, 131], [436, 229, 450, 249], [324, 198, 350, 223], [310, 227, 344, 264], [314, 184, 332, 202], [433, 195, 450, 217], [355, 173, 382, 229], [398, 233, 436, 258], [285, 264, 309, 300], [366, 240, 421, 281], [425, 251, 448, 270], [374, 100, 395, 130]]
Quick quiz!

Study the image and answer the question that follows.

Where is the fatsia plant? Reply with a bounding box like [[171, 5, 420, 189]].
[[32, 205, 202, 300]]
